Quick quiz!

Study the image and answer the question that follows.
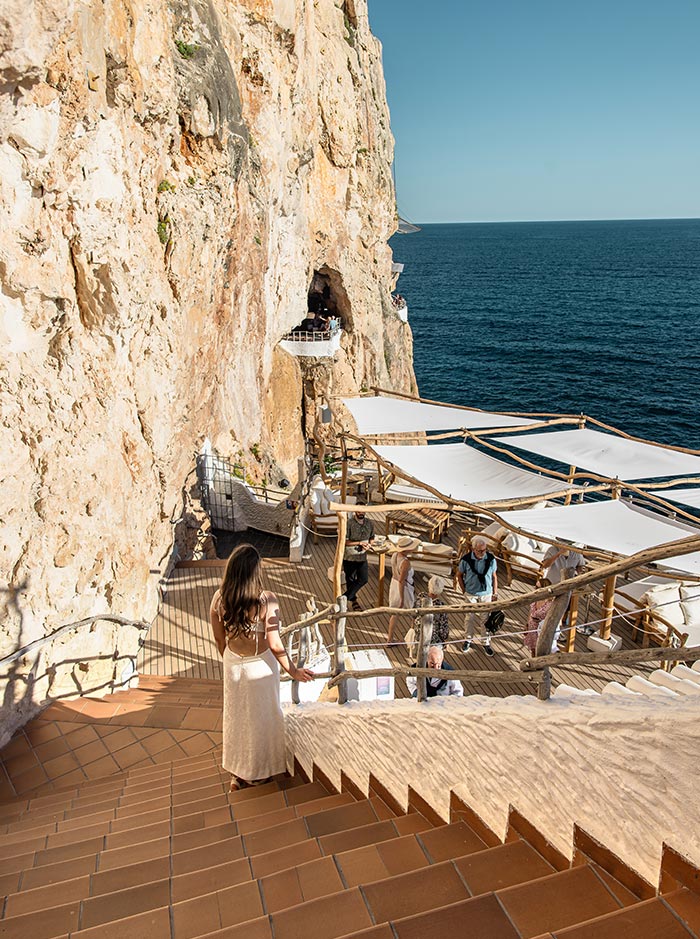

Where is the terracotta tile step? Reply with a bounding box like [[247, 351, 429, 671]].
[[194, 916, 273, 939], [384, 892, 522, 939], [362, 857, 470, 924], [540, 894, 697, 937], [317, 813, 433, 857], [335, 832, 431, 888], [495, 864, 624, 937], [0, 897, 81, 939], [268, 885, 374, 939], [260, 854, 344, 914], [172, 877, 266, 938], [237, 794, 354, 838], [69, 906, 171, 939]]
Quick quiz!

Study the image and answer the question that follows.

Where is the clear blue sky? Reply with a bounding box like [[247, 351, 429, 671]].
[[367, 0, 700, 223]]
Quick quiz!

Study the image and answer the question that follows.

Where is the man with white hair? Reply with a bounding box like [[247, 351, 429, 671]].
[[457, 535, 498, 656], [407, 645, 464, 697]]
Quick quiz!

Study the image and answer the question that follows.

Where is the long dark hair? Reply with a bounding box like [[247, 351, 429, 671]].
[[218, 544, 264, 638]]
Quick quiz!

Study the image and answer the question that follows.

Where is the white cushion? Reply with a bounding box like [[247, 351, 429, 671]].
[[643, 584, 684, 629], [318, 488, 338, 515], [418, 543, 454, 559], [683, 622, 700, 647], [680, 585, 700, 628], [503, 532, 541, 570], [480, 522, 506, 542]]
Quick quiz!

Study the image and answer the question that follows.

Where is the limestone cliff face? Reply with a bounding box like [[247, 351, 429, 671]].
[[0, 1, 415, 689]]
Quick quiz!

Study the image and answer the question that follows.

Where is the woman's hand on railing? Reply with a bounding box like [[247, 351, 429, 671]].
[[293, 665, 315, 682]]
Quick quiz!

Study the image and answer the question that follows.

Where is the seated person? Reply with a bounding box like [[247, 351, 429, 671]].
[[406, 645, 463, 698], [310, 312, 329, 331], [413, 575, 449, 645]]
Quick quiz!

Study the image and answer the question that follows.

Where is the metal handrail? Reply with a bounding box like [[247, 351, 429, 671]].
[[0, 615, 150, 669], [282, 324, 343, 342]]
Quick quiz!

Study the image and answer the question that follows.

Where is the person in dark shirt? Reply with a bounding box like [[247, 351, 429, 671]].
[[342, 508, 374, 611]]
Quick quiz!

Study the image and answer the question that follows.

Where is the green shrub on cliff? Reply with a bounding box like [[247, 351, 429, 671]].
[[175, 39, 199, 59]]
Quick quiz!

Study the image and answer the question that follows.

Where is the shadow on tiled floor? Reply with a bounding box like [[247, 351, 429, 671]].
[[212, 528, 290, 559], [0, 678, 223, 800]]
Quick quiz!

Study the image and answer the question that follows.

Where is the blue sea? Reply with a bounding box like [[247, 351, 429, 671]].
[[390, 218, 700, 449]]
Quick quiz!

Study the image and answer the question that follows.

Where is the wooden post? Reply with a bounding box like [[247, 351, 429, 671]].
[[564, 464, 577, 505], [565, 592, 579, 652], [334, 510, 348, 599], [377, 551, 386, 607], [334, 595, 348, 704], [601, 574, 617, 641], [292, 616, 309, 705], [535, 592, 571, 701], [415, 598, 433, 703], [340, 438, 348, 504]]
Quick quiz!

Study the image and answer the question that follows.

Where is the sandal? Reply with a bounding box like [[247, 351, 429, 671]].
[[229, 776, 247, 791]]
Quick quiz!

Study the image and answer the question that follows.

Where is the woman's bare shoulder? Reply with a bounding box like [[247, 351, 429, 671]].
[[261, 589, 278, 604], [210, 589, 222, 611]]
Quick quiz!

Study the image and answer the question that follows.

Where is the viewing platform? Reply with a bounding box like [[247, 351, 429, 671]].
[[279, 324, 342, 358]]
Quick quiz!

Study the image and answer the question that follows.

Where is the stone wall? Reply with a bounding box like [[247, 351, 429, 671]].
[[0, 0, 415, 736]]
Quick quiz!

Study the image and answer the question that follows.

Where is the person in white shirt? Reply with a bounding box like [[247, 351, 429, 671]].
[[407, 645, 464, 698], [540, 545, 586, 649]]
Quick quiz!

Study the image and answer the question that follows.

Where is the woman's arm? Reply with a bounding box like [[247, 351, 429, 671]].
[[210, 592, 227, 657], [263, 592, 315, 682]]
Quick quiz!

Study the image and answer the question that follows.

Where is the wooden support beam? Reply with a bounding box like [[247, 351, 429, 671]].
[[521, 644, 700, 671], [340, 437, 348, 504], [415, 598, 433, 703], [292, 617, 309, 705], [333, 510, 347, 600], [334, 595, 348, 704], [535, 591, 572, 701], [600, 574, 617, 641], [377, 551, 386, 607], [565, 592, 579, 653], [328, 666, 544, 687]]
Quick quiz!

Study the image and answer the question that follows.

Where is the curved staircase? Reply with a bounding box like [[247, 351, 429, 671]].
[[1, 678, 699, 939]]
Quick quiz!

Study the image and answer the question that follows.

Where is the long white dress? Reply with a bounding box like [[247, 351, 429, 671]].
[[389, 553, 415, 609], [221, 622, 286, 782]]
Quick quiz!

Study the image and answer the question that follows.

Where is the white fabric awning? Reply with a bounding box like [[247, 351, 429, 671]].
[[498, 500, 700, 576], [343, 396, 533, 435], [374, 443, 572, 505], [492, 428, 700, 481], [655, 489, 700, 510]]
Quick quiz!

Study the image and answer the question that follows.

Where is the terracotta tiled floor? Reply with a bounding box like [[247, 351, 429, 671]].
[[0, 680, 223, 799]]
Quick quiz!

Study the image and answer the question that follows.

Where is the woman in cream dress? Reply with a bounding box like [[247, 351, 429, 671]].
[[210, 544, 314, 790], [387, 535, 419, 644]]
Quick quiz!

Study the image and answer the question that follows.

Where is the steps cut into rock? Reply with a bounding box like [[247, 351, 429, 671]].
[[0, 676, 698, 939]]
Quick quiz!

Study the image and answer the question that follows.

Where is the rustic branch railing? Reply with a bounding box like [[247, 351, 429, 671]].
[[276, 531, 700, 701]]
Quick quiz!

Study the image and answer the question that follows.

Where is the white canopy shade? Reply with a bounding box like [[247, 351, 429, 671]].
[[374, 443, 572, 505], [498, 500, 700, 576], [343, 396, 533, 435], [492, 428, 700, 481], [655, 489, 700, 511]]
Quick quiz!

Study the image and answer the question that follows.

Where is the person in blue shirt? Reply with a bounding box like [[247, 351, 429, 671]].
[[457, 535, 498, 656]]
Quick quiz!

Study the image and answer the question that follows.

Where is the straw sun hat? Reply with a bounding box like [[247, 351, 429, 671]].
[[394, 535, 421, 553]]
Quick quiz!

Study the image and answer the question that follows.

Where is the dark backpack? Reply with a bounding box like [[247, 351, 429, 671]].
[[484, 609, 505, 635]]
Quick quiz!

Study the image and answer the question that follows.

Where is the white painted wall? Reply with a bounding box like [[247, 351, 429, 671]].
[[284, 693, 700, 885]]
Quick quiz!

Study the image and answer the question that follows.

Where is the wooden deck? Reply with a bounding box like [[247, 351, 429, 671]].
[[140, 518, 662, 698]]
